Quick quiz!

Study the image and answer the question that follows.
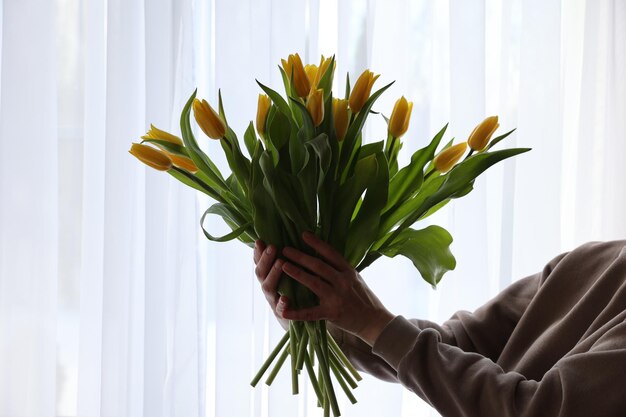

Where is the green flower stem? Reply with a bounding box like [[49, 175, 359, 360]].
[[329, 354, 357, 404], [327, 333, 361, 382], [289, 322, 299, 394], [311, 322, 340, 417], [302, 348, 324, 405], [265, 340, 291, 385], [296, 327, 310, 371], [309, 340, 315, 367], [250, 331, 290, 387], [329, 350, 357, 389], [317, 361, 324, 408]]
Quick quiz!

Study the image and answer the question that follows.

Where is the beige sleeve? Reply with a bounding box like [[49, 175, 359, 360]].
[[332, 251, 567, 384], [371, 315, 626, 417]]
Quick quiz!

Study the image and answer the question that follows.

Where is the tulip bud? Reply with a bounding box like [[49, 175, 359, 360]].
[[433, 142, 467, 173], [388, 96, 413, 138], [468, 116, 499, 151], [304, 64, 319, 87], [167, 152, 198, 173], [333, 98, 349, 141], [256, 94, 271, 136], [193, 98, 226, 139], [313, 55, 335, 88], [349, 69, 380, 113], [281, 53, 310, 98], [306, 88, 325, 127], [129, 143, 173, 171], [141, 124, 183, 146]]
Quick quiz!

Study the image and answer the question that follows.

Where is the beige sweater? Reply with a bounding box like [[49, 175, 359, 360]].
[[335, 240, 626, 417]]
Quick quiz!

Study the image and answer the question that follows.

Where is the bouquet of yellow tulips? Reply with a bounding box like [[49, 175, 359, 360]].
[[130, 53, 528, 416]]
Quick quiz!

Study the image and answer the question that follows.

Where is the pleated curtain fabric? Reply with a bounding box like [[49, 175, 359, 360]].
[[0, 1, 625, 417]]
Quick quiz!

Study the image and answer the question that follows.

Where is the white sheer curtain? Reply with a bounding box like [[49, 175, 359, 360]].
[[0, 0, 624, 416]]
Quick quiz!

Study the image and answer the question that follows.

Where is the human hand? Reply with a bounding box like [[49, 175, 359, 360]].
[[278, 232, 396, 346], [253, 240, 290, 331]]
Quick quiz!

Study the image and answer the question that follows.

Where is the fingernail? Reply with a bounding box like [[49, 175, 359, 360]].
[[267, 245, 274, 255]]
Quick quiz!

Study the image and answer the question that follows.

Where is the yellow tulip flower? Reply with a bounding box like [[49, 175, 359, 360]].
[[333, 98, 349, 141], [166, 152, 198, 173], [256, 94, 272, 136], [306, 88, 325, 127], [433, 142, 467, 173], [388, 96, 413, 138], [281, 53, 310, 98], [468, 116, 499, 151], [129, 143, 173, 171], [304, 64, 318, 87], [313, 55, 334, 88], [141, 124, 183, 146], [193, 98, 226, 139], [349, 69, 380, 113]]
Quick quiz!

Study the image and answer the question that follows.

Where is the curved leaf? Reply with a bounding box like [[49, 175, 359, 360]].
[[380, 226, 456, 287], [200, 204, 253, 242]]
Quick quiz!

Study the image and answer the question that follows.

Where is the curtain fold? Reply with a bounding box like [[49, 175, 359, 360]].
[[1, 1, 625, 417], [0, 1, 58, 415]]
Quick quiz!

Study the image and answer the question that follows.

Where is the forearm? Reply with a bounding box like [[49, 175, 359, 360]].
[[371, 316, 626, 417]]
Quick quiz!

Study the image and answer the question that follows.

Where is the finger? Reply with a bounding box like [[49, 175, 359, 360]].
[[275, 295, 289, 315], [281, 305, 326, 321], [302, 232, 352, 271], [254, 244, 276, 283], [262, 259, 284, 302], [282, 262, 331, 298], [282, 247, 339, 283], [253, 240, 266, 264]]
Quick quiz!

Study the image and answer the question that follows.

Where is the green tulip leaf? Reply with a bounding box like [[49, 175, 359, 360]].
[[140, 139, 189, 157], [316, 55, 335, 100], [377, 147, 530, 252], [179, 90, 229, 193], [267, 109, 292, 150], [338, 82, 394, 179], [243, 122, 258, 158], [289, 97, 315, 140], [385, 123, 448, 213], [222, 127, 252, 192], [486, 128, 516, 151], [201, 203, 253, 242], [380, 225, 456, 287], [328, 153, 379, 254], [345, 151, 389, 266], [257, 79, 293, 121]]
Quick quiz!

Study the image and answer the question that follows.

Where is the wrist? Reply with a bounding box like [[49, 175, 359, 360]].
[[359, 309, 396, 346]]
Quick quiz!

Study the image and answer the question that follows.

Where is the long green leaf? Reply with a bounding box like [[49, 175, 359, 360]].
[[243, 122, 258, 157], [345, 151, 389, 266], [384, 123, 448, 213], [141, 139, 188, 156], [376, 147, 530, 251], [179, 90, 229, 191], [486, 128, 516, 151], [338, 82, 394, 180]]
